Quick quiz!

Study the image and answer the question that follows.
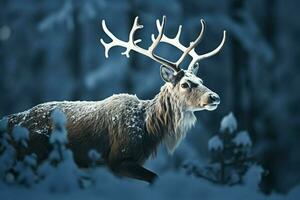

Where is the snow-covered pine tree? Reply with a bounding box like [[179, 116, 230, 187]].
[[37, 109, 84, 192], [0, 117, 16, 181], [48, 108, 68, 165], [208, 112, 253, 184], [9, 123, 38, 186], [183, 112, 255, 185], [13, 153, 37, 187]]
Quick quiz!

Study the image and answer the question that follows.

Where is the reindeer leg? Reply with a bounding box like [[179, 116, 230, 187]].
[[112, 161, 158, 184]]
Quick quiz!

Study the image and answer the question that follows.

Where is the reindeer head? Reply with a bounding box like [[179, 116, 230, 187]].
[[101, 16, 226, 112]]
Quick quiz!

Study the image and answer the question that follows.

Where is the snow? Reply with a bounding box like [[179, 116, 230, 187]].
[[51, 109, 67, 126], [50, 109, 68, 145], [37, 150, 84, 193], [233, 131, 252, 147], [220, 112, 237, 134], [14, 154, 37, 187], [0, 117, 8, 131], [243, 165, 264, 190], [23, 154, 37, 168], [0, 144, 15, 178], [0, 118, 16, 178], [38, 117, 85, 193], [12, 126, 29, 147], [50, 129, 68, 145], [208, 135, 223, 151], [0, 167, 300, 200], [88, 149, 101, 166]]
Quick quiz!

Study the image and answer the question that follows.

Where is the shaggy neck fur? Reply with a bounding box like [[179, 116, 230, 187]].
[[145, 84, 197, 154]]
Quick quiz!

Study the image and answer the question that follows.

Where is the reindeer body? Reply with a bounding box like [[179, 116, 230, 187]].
[[5, 16, 226, 183], [8, 95, 155, 165], [7, 85, 196, 182]]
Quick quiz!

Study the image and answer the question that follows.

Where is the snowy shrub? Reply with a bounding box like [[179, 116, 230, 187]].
[[0, 118, 16, 180], [184, 112, 257, 186], [1, 117, 39, 187], [38, 149, 85, 193], [12, 125, 29, 148], [244, 164, 264, 190], [14, 153, 38, 187], [37, 109, 85, 192], [48, 109, 68, 164], [7, 123, 39, 187]]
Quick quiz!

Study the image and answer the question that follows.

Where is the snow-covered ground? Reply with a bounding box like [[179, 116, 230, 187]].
[[1, 166, 300, 200]]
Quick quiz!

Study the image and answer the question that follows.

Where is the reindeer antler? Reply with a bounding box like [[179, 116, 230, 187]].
[[101, 16, 180, 72], [101, 16, 226, 74], [152, 19, 226, 74]]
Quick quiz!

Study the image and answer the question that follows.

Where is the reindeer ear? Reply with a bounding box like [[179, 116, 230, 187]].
[[160, 65, 176, 83]]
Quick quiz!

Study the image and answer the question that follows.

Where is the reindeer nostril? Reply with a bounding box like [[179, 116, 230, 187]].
[[209, 93, 220, 103]]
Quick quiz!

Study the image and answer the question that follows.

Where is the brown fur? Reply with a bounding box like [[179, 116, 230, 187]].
[[5, 71, 219, 183]]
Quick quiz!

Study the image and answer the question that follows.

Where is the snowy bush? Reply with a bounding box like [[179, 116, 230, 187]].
[[37, 109, 85, 192], [14, 153, 38, 187], [0, 117, 16, 180], [12, 125, 29, 148], [0, 117, 39, 186], [184, 112, 257, 186], [244, 165, 264, 190], [48, 109, 68, 164]]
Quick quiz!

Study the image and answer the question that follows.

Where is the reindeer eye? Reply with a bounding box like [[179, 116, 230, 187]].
[[181, 83, 189, 89]]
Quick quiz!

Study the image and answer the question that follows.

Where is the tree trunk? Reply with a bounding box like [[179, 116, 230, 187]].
[[70, 7, 84, 100], [230, 0, 247, 127]]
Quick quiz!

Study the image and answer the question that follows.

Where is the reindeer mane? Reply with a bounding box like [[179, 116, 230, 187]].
[[145, 84, 196, 154]]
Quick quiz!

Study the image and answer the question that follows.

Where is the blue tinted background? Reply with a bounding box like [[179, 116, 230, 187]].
[[0, 0, 299, 194]]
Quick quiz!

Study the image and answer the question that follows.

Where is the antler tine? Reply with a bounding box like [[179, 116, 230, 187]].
[[148, 16, 166, 53], [176, 19, 205, 67], [101, 16, 179, 71], [100, 18, 141, 58], [149, 16, 180, 72], [100, 20, 122, 58], [129, 17, 143, 45], [121, 16, 144, 57], [188, 30, 226, 72], [152, 19, 226, 74]]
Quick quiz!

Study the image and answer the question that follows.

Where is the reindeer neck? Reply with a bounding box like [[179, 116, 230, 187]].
[[145, 84, 196, 153]]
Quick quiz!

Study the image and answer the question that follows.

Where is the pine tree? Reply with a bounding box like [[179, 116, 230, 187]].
[[208, 112, 253, 184], [184, 112, 255, 185]]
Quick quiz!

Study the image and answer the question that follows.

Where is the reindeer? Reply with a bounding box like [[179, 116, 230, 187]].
[[5, 16, 226, 184]]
